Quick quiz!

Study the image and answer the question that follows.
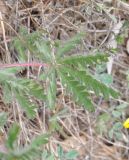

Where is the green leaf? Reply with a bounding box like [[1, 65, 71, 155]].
[[30, 134, 49, 148], [116, 35, 124, 45], [96, 113, 110, 135], [16, 93, 36, 119], [0, 112, 7, 127], [13, 37, 27, 61], [21, 79, 46, 100], [108, 129, 114, 139], [29, 86, 46, 100], [13, 26, 50, 62], [7, 134, 49, 160], [46, 68, 57, 109], [42, 151, 55, 160], [0, 69, 16, 82], [96, 121, 107, 135], [57, 145, 64, 159], [59, 67, 94, 111], [98, 113, 110, 122], [8, 79, 28, 92], [116, 103, 128, 110], [2, 83, 12, 103], [12, 78, 46, 100], [96, 63, 107, 74], [108, 122, 123, 140], [6, 123, 20, 150], [35, 40, 51, 62], [113, 122, 123, 130], [65, 150, 78, 159], [46, 154, 55, 160], [11, 148, 42, 160], [59, 54, 108, 67], [61, 67, 119, 99], [114, 132, 123, 140], [0, 68, 23, 75], [112, 110, 121, 118], [0, 69, 46, 119], [57, 32, 85, 57], [95, 73, 113, 85]]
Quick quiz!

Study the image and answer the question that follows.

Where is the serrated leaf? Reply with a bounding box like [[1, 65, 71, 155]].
[[22, 79, 46, 100], [35, 40, 51, 62], [10, 146, 41, 160], [12, 37, 27, 61], [0, 70, 15, 82], [6, 123, 20, 150], [0, 67, 23, 75], [30, 134, 49, 148], [13, 26, 50, 62], [0, 69, 46, 119], [14, 78, 46, 100], [16, 93, 36, 119], [59, 54, 108, 67], [61, 67, 119, 99], [46, 68, 56, 109], [8, 79, 28, 92], [29, 86, 46, 100], [0, 112, 7, 127], [57, 32, 85, 57], [12, 134, 49, 160], [59, 68, 94, 111], [2, 83, 12, 103], [57, 145, 64, 158]]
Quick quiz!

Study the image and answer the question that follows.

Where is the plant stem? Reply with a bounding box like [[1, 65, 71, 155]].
[[0, 62, 48, 69]]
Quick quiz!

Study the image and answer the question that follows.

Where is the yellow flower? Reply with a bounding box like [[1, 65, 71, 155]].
[[123, 118, 129, 128]]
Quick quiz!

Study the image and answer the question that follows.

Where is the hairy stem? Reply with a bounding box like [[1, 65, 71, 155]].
[[0, 62, 48, 69]]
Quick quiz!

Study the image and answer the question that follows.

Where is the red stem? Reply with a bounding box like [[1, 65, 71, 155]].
[[0, 62, 48, 69]]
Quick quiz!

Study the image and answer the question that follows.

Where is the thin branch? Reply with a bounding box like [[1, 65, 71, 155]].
[[0, 62, 49, 69]]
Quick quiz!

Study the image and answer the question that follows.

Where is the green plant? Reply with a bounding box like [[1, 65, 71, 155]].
[[0, 114, 77, 160], [0, 28, 120, 159], [57, 145, 78, 160], [96, 103, 127, 140], [9, 27, 119, 114], [0, 67, 46, 118], [41, 145, 78, 160], [0, 112, 50, 160], [0, 125, 49, 160]]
